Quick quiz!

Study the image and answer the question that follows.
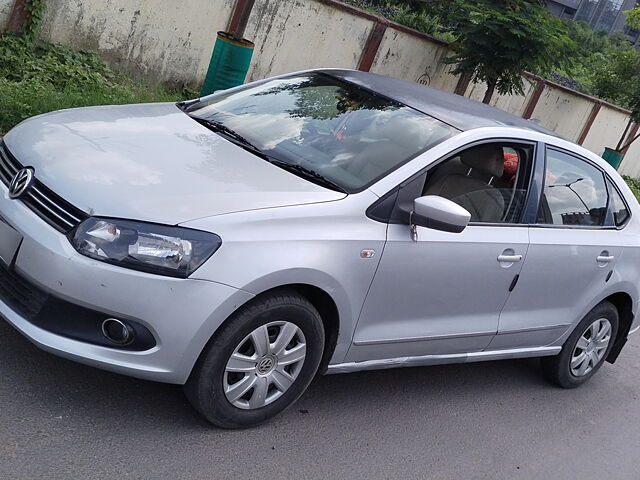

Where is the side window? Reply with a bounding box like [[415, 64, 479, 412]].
[[422, 142, 533, 223], [606, 179, 630, 227], [537, 149, 608, 227]]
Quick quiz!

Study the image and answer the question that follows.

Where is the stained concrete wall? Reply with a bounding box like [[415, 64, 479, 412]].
[[39, 0, 235, 87], [581, 106, 640, 178], [620, 140, 640, 177], [0, 0, 14, 30], [466, 77, 536, 117], [528, 84, 596, 142], [369, 26, 458, 91], [582, 107, 630, 156], [8, 0, 640, 175], [244, 0, 374, 82]]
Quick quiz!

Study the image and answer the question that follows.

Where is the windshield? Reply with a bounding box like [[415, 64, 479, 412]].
[[184, 73, 458, 192]]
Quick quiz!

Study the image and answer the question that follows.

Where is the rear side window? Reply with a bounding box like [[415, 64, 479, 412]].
[[606, 179, 630, 227], [537, 149, 608, 227]]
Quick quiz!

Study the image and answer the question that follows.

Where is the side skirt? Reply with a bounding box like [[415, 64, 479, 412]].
[[325, 346, 561, 374]]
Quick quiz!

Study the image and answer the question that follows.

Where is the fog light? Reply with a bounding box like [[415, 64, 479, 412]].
[[101, 318, 134, 345]]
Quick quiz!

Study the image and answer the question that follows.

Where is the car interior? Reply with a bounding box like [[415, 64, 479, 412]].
[[422, 142, 532, 224]]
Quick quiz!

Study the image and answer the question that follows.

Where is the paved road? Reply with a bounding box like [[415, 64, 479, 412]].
[[1, 318, 639, 480]]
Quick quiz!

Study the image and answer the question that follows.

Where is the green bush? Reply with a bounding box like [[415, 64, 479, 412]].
[[623, 175, 640, 203], [0, 34, 193, 134], [391, 5, 456, 42]]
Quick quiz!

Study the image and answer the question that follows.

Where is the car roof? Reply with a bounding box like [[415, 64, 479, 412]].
[[323, 69, 560, 138]]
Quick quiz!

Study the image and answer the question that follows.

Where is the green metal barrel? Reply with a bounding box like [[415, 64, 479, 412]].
[[201, 32, 255, 96], [602, 147, 624, 170]]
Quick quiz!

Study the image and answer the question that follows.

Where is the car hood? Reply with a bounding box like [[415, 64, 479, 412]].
[[3, 103, 345, 225]]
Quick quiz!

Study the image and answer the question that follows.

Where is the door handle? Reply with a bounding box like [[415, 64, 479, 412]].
[[498, 254, 523, 263], [596, 255, 615, 263]]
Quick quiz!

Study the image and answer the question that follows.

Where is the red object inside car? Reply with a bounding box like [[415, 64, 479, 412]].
[[504, 152, 518, 178]]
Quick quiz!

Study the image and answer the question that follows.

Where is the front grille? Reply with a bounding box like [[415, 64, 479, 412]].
[[0, 265, 49, 320], [0, 141, 19, 185], [0, 142, 88, 233]]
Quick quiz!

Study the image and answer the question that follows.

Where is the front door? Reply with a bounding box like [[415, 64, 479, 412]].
[[347, 141, 535, 363]]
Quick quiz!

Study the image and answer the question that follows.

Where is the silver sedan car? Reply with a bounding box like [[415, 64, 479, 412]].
[[1, 69, 638, 428]]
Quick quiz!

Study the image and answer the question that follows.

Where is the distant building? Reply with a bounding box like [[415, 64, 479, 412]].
[[547, 0, 583, 19], [547, 0, 640, 45]]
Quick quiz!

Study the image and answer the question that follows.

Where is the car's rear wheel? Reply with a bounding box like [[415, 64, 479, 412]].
[[184, 290, 325, 428], [542, 301, 618, 388]]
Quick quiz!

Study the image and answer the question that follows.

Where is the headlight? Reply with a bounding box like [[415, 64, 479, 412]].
[[70, 218, 222, 278]]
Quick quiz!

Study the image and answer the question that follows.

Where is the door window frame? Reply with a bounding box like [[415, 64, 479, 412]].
[[605, 176, 632, 229], [534, 144, 630, 231], [367, 138, 541, 228]]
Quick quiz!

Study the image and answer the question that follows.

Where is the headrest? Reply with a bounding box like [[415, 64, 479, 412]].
[[460, 144, 504, 178]]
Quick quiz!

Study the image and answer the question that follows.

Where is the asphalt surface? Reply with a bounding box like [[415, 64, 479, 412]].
[[1, 318, 639, 480]]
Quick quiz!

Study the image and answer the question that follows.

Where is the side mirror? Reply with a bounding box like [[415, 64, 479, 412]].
[[411, 195, 471, 234]]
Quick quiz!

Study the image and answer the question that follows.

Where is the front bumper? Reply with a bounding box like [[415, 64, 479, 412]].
[[0, 186, 253, 384]]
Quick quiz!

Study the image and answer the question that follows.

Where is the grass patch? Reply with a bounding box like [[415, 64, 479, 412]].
[[0, 33, 194, 134], [342, 0, 455, 42]]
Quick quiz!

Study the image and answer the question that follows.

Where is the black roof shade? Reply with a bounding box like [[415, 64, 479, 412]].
[[325, 69, 559, 137]]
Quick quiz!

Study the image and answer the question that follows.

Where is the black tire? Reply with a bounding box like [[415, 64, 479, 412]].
[[184, 290, 325, 428], [542, 301, 619, 389]]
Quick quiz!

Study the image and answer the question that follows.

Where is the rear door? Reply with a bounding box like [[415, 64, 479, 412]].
[[495, 146, 622, 349]]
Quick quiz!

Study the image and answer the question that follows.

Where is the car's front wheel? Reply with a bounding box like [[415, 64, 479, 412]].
[[542, 301, 618, 388], [185, 290, 325, 428]]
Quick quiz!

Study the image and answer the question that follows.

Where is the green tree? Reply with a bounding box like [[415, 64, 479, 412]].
[[590, 45, 640, 151], [444, 0, 575, 103], [591, 49, 640, 114], [626, 7, 640, 31]]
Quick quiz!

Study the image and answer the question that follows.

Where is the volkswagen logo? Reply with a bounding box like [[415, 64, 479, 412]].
[[256, 355, 276, 375], [8, 168, 34, 199]]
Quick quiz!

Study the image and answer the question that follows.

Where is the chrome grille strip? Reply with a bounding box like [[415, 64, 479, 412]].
[[30, 186, 84, 223], [0, 162, 13, 185], [0, 141, 88, 233], [0, 147, 19, 172], [23, 192, 76, 229], [0, 146, 18, 186]]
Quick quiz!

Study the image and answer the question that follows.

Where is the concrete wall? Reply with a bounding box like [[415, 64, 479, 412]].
[[618, 130, 640, 177], [582, 106, 630, 155], [9, 0, 640, 175], [39, 0, 235, 87], [0, 0, 14, 30], [621, 140, 640, 177], [466, 78, 536, 117], [244, 0, 374, 82], [369, 26, 458, 92], [528, 84, 596, 142]]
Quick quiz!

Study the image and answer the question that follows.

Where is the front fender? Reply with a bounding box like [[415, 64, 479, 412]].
[[183, 199, 388, 365], [238, 268, 359, 363]]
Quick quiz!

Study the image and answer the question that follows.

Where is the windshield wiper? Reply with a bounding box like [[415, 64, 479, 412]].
[[176, 99, 201, 111], [189, 116, 347, 194], [265, 160, 347, 194], [190, 117, 261, 151]]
